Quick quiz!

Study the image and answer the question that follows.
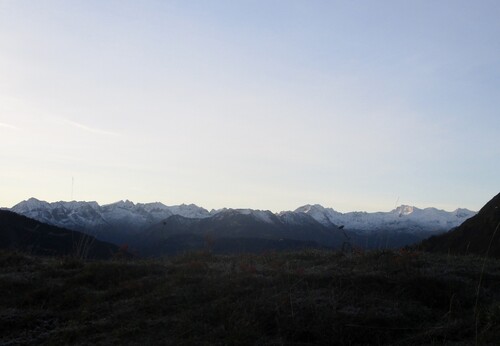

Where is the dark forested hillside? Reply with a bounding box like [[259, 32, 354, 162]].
[[0, 210, 119, 259], [421, 193, 500, 258], [136, 211, 343, 256]]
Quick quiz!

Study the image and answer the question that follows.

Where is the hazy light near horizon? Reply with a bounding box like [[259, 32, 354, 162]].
[[1, 1, 499, 213]]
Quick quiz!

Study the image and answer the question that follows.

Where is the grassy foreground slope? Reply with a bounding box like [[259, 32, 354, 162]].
[[1, 249, 500, 345]]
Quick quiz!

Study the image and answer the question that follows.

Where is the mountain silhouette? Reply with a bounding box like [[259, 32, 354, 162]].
[[421, 192, 500, 258], [0, 210, 120, 259]]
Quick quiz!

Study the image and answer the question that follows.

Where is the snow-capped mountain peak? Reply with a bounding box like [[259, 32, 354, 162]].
[[293, 204, 341, 228], [393, 205, 416, 216], [12, 197, 50, 212], [294, 204, 325, 214], [165, 203, 211, 219], [106, 200, 136, 209]]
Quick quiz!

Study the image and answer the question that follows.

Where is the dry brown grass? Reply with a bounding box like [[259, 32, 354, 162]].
[[1, 249, 499, 345]]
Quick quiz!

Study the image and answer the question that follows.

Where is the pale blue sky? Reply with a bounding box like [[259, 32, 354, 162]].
[[1, 0, 499, 212]]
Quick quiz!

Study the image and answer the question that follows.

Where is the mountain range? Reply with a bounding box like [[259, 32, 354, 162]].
[[293, 204, 474, 232], [3, 198, 476, 255]]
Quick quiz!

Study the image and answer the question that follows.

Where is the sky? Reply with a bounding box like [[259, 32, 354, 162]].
[[1, 0, 499, 213]]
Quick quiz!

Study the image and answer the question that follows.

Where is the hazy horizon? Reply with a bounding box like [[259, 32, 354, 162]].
[[1, 1, 499, 213]]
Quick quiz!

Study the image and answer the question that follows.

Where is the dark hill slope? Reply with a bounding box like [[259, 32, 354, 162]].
[[137, 211, 345, 256], [421, 192, 500, 258], [0, 210, 119, 259]]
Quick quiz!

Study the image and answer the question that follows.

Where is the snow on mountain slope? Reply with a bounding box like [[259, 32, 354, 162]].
[[237, 209, 277, 224], [295, 204, 476, 233], [9, 198, 476, 238], [209, 208, 279, 225], [164, 204, 211, 219], [9, 198, 210, 234], [293, 204, 341, 228], [278, 210, 335, 228], [10, 198, 106, 231], [99, 200, 161, 229]]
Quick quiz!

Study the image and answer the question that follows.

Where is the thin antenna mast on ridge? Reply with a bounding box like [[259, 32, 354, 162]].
[[71, 176, 74, 201]]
